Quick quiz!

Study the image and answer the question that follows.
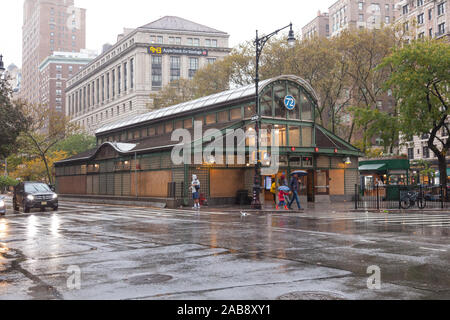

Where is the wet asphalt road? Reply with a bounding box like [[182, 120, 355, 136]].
[[0, 199, 450, 300]]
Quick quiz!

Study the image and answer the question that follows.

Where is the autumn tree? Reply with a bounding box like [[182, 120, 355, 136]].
[[19, 103, 77, 184], [379, 39, 450, 190]]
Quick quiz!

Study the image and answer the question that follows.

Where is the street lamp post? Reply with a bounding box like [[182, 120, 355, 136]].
[[0, 54, 6, 177], [251, 24, 296, 209]]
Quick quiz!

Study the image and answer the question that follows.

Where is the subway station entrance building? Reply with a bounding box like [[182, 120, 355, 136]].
[[55, 75, 363, 207]]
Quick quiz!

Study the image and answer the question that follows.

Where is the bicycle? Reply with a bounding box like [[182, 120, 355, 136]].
[[400, 190, 426, 209]]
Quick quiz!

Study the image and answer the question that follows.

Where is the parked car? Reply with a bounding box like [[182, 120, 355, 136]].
[[0, 196, 5, 215], [13, 182, 58, 213]]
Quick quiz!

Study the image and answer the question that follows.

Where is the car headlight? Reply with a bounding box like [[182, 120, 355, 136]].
[[52, 194, 58, 199], [0, 200, 4, 207], [27, 195, 35, 201]]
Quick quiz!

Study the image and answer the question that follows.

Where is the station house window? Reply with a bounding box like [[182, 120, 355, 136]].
[[206, 113, 216, 125], [165, 121, 173, 132], [184, 118, 193, 129], [230, 108, 242, 120], [218, 110, 229, 123]]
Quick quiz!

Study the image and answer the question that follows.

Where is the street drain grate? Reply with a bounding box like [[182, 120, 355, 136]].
[[127, 274, 173, 285], [277, 291, 345, 300]]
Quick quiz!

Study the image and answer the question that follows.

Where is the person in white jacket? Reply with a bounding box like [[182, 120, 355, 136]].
[[190, 175, 201, 209]]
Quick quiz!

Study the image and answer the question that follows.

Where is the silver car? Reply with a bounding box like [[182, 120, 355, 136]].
[[0, 196, 6, 215]]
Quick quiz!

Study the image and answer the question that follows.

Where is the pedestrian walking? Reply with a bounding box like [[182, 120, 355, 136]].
[[190, 174, 201, 209], [270, 180, 277, 205], [288, 173, 302, 210], [277, 187, 290, 210]]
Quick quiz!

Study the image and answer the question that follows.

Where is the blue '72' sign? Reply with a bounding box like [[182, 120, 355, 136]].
[[284, 95, 296, 110]]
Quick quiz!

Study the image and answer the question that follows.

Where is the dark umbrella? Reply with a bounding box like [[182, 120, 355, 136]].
[[290, 170, 308, 176]]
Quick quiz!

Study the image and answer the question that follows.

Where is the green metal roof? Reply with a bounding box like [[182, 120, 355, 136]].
[[359, 159, 410, 171], [359, 164, 387, 171]]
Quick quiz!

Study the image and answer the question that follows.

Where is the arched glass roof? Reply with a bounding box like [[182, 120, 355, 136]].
[[96, 75, 319, 135]]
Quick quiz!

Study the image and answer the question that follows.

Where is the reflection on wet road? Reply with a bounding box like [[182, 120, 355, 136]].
[[0, 200, 450, 300]]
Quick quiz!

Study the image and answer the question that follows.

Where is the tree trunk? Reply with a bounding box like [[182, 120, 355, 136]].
[[437, 154, 448, 200], [41, 152, 52, 185]]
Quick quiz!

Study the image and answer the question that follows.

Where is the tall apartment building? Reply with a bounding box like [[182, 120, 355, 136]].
[[39, 50, 96, 115], [66, 16, 231, 135], [302, 11, 330, 39], [329, 0, 397, 36], [395, 0, 449, 40], [21, 0, 86, 105]]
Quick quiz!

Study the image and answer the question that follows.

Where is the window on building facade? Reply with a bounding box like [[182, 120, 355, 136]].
[[423, 147, 430, 158], [408, 148, 414, 160], [188, 57, 199, 79], [112, 69, 115, 97], [170, 56, 181, 82], [418, 32, 425, 39], [359, 14, 364, 22], [207, 58, 216, 64], [358, 2, 363, 10], [438, 3, 445, 16], [404, 22, 409, 32], [152, 55, 162, 87], [92, 81, 95, 105], [123, 62, 127, 91], [118, 66, 121, 94], [106, 73, 110, 100], [130, 58, 134, 89], [429, 28, 433, 37], [385, 16, 390, 24], [151, 35, 163, 43], [101, 76, 105, 102], [417, 0, 423, 7], [418, 13, 424, 24], [87, 84, 90, 107], [403, 5, 409, 15], [438, 22, 446, 35]]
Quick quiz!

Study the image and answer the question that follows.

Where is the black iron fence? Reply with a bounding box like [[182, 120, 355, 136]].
[[355, 184, 450, 210]]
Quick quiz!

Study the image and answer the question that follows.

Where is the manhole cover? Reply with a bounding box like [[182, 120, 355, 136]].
[[277, 291, 345, 300], [127, 274, 173, 285]]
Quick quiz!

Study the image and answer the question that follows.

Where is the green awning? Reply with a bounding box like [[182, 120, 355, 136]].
[[359, 164, 387, 171], [435, 169, 450, 177]]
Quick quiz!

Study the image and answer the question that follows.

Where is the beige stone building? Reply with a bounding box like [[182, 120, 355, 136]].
[[329, 0, 398, 36], [395, 0, 449, 40], [302, 11, 330, 39], [20, 0, 86, 105], [66, 16, 230, 135]]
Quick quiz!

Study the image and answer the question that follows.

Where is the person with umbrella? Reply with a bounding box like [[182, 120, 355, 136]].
[[288, 170, 306, 210], [276, 185, 290, 210]]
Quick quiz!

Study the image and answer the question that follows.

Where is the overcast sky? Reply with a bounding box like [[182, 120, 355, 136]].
[[1, 0, 332, 68]]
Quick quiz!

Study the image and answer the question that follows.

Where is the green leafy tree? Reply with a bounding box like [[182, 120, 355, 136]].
[[51, 133, 97, 156], [0, 176, 19, 193], [0, 77, 30, 159], [379, 39, 450, 189]]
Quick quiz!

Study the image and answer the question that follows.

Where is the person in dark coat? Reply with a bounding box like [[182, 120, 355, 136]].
[[288, 173, 302, 210]]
